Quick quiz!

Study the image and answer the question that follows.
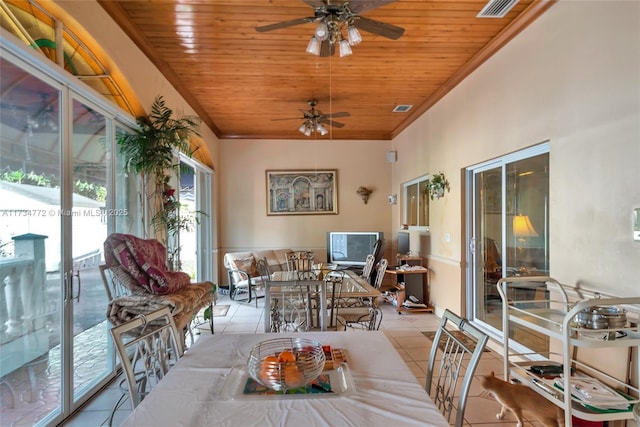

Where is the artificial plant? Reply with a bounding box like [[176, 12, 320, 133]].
[[118, 95, 202, 269], [427, 172, 450, 200]]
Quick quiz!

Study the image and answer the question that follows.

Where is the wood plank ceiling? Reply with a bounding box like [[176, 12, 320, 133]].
[[98, 0, 555, 140]]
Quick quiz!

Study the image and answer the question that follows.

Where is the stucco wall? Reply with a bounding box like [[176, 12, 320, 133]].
[[391, 1, 640, 315], [219, 138, 392, 280]]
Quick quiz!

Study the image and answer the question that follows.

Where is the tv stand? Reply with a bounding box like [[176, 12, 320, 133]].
[[385, 256, 433, 314]]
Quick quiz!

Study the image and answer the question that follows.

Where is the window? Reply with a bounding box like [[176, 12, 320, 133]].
[[402, 175, 429, 230]]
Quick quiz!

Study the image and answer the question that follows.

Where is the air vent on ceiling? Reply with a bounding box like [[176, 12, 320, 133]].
[[393, 105, 412, 113], [477, 0, 519, 18]]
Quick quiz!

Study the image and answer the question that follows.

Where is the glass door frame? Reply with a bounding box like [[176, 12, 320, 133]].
[[465, 142, 550, 341], [178, 153, 214, 283]]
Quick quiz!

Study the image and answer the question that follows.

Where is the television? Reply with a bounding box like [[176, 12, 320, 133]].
[[397, 231, 410, 255], [326, 231, 384, 266]]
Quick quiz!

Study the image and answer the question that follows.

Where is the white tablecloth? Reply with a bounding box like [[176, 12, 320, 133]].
[[121, 331, 448, 427]]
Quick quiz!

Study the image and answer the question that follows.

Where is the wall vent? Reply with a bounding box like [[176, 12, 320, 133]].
[[393, 105, 412, 113], [477, 0, 519, 18]]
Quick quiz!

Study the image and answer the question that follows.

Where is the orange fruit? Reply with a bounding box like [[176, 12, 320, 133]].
[[278, 350, 296, 363], [259, 355, 280, 383], [283, 364, 304, 387]]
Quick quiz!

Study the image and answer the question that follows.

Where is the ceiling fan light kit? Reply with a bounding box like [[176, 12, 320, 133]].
[[257, 1, 404, 132], [257, 1, 404, 58], [284, 99, 349, 137]]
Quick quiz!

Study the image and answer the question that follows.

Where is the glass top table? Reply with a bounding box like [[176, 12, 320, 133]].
[[271, 270, 379, 299], [265, 270, 380, 332]]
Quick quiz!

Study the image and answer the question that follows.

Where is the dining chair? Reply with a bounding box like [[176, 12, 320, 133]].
[[360, 254, 376, 283], [108, 307, 184, 426], [343, 307, 383, 330], [425, 309, 488, 427], [372, 258, 388, 290], [286, 251, 316, 279], [333, 258, 388, 329], [324, 271, 347, 330]]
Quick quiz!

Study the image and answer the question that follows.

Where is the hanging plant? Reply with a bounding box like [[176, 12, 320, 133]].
[[427, 172, 450, 200]]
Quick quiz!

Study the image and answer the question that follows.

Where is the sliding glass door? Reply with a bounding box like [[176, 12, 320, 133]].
[[0, 51, 136, 425], [69, 97, 111, 402], [467, 144, 549, 351]]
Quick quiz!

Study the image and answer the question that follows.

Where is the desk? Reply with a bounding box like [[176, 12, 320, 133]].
[[121, 331, 449, 427], [385, 267, 433, 314]]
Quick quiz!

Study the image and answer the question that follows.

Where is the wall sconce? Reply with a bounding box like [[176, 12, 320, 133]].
[[388, 194, 397, 205], [356, 186, 373, 204]]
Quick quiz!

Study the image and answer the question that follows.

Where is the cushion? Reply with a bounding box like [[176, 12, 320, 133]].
[[233, 256, 259, 278]]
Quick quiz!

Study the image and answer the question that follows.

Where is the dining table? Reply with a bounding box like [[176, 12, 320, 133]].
[[265, 269, 382, 332], [271, 269, 381, 303], [120, 331, 449, 427]]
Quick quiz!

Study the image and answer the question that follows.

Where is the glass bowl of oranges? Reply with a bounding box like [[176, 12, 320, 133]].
[[247, 338, 325, 392]]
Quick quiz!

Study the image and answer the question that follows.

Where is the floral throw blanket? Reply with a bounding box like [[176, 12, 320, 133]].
[[104, 233, 190, 295], [106, 282, 213, 329]]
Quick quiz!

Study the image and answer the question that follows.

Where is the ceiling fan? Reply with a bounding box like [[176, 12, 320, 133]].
[[256, 0, 405, 57], [274, 99, 350, 136]]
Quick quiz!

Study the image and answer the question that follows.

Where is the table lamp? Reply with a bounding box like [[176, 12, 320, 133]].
[[513, 214, 538, 274]]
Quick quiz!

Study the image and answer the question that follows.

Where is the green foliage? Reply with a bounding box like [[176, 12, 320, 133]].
[[117, 95, 201, 179], [75, 180, 107, 202], [0, 168, 106, 202], [427, 172, 450, 200], [1, 170, 52, 187]]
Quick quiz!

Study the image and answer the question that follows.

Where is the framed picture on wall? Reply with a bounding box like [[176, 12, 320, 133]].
[[266, 169, 338, 215]]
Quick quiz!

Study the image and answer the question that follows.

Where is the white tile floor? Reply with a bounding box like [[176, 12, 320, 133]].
[[61, 294, 527, 427]]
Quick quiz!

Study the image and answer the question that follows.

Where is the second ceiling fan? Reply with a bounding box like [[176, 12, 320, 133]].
[[256, 0, 405, 57], [274, 99, 350, 136]]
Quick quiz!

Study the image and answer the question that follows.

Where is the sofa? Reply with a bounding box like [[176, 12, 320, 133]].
[[103, 233, 215, 339], [223, 249, 294, 304]]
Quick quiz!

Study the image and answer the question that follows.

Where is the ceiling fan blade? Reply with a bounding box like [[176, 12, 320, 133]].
[[319, 118, 345, 128], [256, 17, 314, 33], [348, 0, 399, 14], [319, 40, 335, 57], [302, 0, 327, 8], [272, 117, 304, 121], [324, 111, 350, 119], [354, 16, 405, 40]]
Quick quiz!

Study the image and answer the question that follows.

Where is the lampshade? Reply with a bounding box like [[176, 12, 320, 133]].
[[314, 22, 329, 41], [512, 215, 538, 237], [347, 25, 362, 45], [338, 39, 352, 57], [316, 123, 328, 135], [306, 36, 321, 56]]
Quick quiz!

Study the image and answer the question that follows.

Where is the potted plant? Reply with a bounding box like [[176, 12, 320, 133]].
[[427, 172, 450, 200], [118, 95, 202, 268]]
